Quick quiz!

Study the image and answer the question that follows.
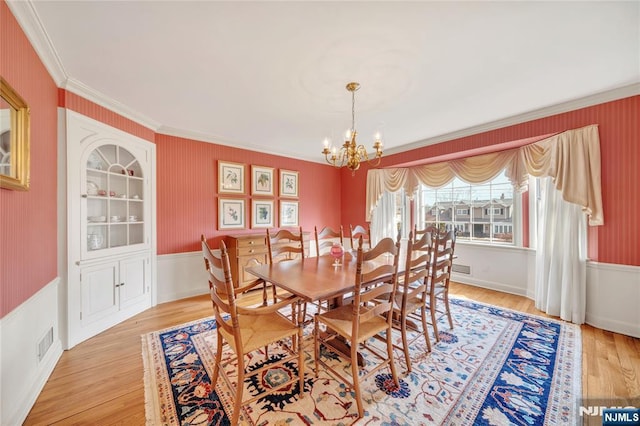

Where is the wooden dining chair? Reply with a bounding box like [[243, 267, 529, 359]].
[[314, 236, 400, 419], [205, 240, 305, 425], [384, 230, 434, 373], [266, 226, 307, 320], [201, 234, 270, 306], [426, 229, 456, 341], [314, 225, 344, 256], [349, 224, 371, 250], [413, 224, 434, 243]]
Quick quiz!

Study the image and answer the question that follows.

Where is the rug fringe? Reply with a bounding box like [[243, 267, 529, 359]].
[[141, 333, 162, 426]]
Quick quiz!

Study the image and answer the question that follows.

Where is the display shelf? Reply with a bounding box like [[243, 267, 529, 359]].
[[83, 144, 147, 255]]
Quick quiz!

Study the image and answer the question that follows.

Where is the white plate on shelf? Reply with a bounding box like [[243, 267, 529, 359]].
[[88, 216, 106, 223]]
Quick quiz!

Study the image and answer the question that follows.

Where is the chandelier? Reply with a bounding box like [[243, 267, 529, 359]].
[[321, 82, 383, 174]]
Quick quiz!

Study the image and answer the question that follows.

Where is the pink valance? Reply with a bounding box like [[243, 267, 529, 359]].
[[366, 125, 604, 226]]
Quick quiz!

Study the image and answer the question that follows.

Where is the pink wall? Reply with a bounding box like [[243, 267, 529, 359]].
[[343, 96, 640, 266], [1, 1, 59, 317], [156, 134, 342, 254]]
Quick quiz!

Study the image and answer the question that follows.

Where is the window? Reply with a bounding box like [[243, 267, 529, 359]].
[[484, 207, 503, 215], [414, 170, 516, 244]]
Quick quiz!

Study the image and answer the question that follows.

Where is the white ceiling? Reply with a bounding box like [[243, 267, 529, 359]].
[[11, 1, 640, 163]]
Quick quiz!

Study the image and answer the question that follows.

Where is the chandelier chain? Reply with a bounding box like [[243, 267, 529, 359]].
[[351, 89, 356, 133]]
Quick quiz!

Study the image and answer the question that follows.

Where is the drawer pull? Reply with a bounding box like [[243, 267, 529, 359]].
[[249, 241, 254, 245], [248, 249, 254, 253]]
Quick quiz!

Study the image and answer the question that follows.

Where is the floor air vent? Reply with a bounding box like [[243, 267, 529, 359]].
[[38, 327, 54, 362], [452, 264, 471, 275]]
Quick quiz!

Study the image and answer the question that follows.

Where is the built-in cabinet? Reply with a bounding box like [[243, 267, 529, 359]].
[[65, 111, 156, 348]]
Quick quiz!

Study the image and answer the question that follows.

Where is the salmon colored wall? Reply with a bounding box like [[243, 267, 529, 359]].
[[343, 96, 640, 266], [156, 134, 342, 254], [1, 1, 59, 317]]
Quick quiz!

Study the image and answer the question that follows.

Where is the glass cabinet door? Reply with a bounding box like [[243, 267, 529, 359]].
[[83, 144, 147, 257]]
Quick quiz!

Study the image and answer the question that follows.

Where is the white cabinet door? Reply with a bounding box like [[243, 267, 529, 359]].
[[80, 261, 119, 326], [119, 254, 150, 310]]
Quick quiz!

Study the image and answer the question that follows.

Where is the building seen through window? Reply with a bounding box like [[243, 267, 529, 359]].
[[414, 170, 515, 244]]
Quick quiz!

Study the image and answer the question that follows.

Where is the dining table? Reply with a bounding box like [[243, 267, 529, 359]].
[[244, 247, 406, 365]]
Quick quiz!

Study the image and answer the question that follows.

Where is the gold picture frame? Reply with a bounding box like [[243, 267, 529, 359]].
[[0, 77, 30, 191], [251, 165, 274, 196], [280, 200, 299, 227], [279, 169, 298, 198], [218, 198, 246, 230], [218, 161, 245, 194]]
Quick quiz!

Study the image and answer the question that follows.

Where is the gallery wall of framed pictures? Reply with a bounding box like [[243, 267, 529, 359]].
[[216, 160, 299, 230]]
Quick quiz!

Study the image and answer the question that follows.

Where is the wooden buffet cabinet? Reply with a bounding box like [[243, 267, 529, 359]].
[[226, 232, 310, 288]]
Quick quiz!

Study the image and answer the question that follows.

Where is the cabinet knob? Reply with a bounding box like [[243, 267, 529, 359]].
[[82, 194, 88, 198], [249, 241, 254, 245], [248, 249, 254, 253]]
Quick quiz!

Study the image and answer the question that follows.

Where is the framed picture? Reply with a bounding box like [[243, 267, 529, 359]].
[[218, 161, 245, 194], [218, 198, 246, 230], [0, 77, 30, 191], [279, 169, 299, 198], [251, 199, 274, 228], [280, 200, 299, 227], [251, 165, 274, 196]]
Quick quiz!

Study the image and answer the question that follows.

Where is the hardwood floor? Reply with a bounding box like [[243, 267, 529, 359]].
[[24, 282, 640, 425]]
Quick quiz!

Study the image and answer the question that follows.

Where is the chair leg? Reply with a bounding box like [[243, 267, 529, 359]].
[[430, 295, 440, 342], [400, 315, 411, 373], [443, 291, 454, 329], [350, 342, 364, 419], [211, 330, 224, 387], [232, 356, 246, 425], [420, 306, 432, 353], [313, 314, 320, 378], [297, 311, 305, 398], [386, 324, 399, 388]]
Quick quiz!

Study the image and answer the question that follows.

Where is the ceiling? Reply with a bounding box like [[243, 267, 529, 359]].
[[10, 1, 640, 164]]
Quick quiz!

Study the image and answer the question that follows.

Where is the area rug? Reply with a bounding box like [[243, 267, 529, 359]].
[[141, 298, 581, 425]]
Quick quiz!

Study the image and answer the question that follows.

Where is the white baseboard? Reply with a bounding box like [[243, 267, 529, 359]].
[[0, 277, 63, 426]]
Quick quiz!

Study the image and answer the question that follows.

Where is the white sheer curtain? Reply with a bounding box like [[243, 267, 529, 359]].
[[535, 177, 587, 324], [370, 191, 396, 246]]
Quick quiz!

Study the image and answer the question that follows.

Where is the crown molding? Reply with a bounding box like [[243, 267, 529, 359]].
[[6, 0, 67, 86], [156, 125, 323, 164], [63, 78, 161, 131], [384, 83, 640, 156]]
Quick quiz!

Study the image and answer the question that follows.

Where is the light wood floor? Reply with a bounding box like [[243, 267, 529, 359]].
[[24, 282, 640, 425]]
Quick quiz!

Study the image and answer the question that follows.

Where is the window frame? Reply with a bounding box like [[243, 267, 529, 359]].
[[412, 171, 522, 246]]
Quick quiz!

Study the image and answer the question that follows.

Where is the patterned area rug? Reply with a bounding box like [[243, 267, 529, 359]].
[[141, 298, 581, 425]]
